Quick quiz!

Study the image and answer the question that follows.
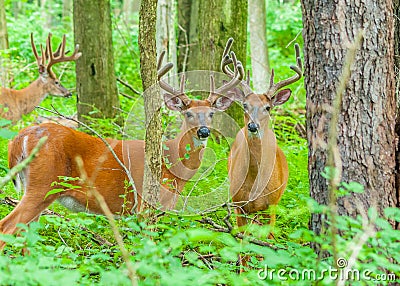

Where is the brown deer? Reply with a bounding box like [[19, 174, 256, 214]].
[[224, 42, 302, 236], [0, 33, 81, 122], [0, 45, 244, 245]]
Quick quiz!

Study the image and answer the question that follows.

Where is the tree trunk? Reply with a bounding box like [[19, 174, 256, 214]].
[[0, 0, 9, 88], [248, 0, 270, 93], [62, 0, 72, 21], [139, 0, 162, 218], [186, 0, 248, 128], [156, 0, 177, 86], [0, 0, 9, 50], [394, 0, 400, 229], [73, 0, 120, 122], [301, 0, 397, 237], [177, 0, 191, 73]]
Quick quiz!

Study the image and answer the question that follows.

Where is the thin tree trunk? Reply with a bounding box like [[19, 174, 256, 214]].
[[139, 0, 162, 220], [0, 0, 9, 50], [177, 0, 191, 73], [0, 0, 9, 88], [62, 0, 72, 21], [73, 0, 120, 122], [248, 0, 270, 93], [301, 0, 397, 238], [156, 0, 177, 86]]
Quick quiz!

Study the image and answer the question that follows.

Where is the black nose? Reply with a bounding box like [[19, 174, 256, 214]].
[[247, 122, 259, 133], [197, 126, 210, 139], [65, 92, 72, 98]]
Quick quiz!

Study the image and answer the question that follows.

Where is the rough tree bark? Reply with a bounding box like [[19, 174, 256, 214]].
[[394, 0, 400, 229], [139, 0, 162, 217], [73, 0, 120, 122], [301, 0, 398, 237], [248, 0, 270, 93]]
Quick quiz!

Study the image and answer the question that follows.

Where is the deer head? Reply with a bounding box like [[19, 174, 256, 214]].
[[31, 33, 81, 97], [222, 40, 302, 137]]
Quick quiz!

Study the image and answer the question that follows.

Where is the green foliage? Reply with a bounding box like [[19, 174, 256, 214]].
[[1, 1, 397, 285]]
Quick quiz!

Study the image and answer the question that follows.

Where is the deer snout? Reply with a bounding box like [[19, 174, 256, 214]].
[[247, 122, 259, 133], [197, 126, 210, 139]]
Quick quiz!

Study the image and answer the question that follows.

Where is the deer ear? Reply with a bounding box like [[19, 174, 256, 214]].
[[272, 89, 291, 106], [164, 94, 184, 111], [214, 96, 234, 111]]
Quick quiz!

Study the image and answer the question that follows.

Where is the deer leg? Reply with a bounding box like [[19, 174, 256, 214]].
[[259, 205, 277, 239], [0, 193, 56, 249]]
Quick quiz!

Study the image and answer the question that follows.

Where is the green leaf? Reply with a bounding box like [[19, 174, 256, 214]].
[[45, 188, 66, 199], [0, 128, 17, 139]]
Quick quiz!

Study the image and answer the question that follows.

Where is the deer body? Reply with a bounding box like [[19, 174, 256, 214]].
[[229, 95, 288, 228], [222, 42, 302, 234], [0, 33, 81, 122], [0, 43, 244, 243]]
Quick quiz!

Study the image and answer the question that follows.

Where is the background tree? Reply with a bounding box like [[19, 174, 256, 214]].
[[73, 0, 120, 122], [248, 0, 270, 92], [139, 0, 162, 217], [301, 0, 398, 238], [0, 0, 8, 50], [394, 0, 400, 230], [178, 0, 248, 126]]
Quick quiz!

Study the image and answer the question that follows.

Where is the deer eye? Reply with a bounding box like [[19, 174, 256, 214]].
[[185, 112, 194, 118], [265, 106, 271, 112], [209, 112, 215, 118], [55, 80, 60, 85], [243, 103, 248, 110]]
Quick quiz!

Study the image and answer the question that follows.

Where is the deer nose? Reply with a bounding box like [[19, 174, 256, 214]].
[[65, 92, 72, 98], [247, 122, 259, 133], [197, 126, 210, 139]]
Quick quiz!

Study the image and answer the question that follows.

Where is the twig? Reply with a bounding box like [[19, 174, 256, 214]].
[[36, 105, 139, 213], [197, 216, 278, 250], [117, 78, 141, 95], [75, 156, 137, 286], [0, 137, 47, 189]]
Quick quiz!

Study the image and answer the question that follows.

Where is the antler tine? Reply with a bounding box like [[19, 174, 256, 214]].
[[46, 33, 82, 78], [157, 51, 178, 95], [220, 38, 235, 77], [268, 43, 303, 95], [30, 33, 42, 67], [157, 51, 191, 106], [215, 51, 245, 95]]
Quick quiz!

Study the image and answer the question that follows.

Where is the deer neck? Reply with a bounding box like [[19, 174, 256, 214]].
[[245, 123, 275, 166], [12, 79, 48, 115], [164, 123, 206, 179]]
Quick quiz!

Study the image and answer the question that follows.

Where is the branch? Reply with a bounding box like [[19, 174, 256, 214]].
[[197, 216, 278, 250], [117, 77, 141, 95]]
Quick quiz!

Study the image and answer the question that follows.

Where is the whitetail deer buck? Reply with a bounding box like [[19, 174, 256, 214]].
[[0, 45, 244, 244], [0, 33, 81, 122], [225, 42, 302, 236]]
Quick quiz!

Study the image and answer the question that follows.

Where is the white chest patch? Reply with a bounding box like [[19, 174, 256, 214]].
[[58, 196, 89, 213], [192, 137, 208, 148]]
